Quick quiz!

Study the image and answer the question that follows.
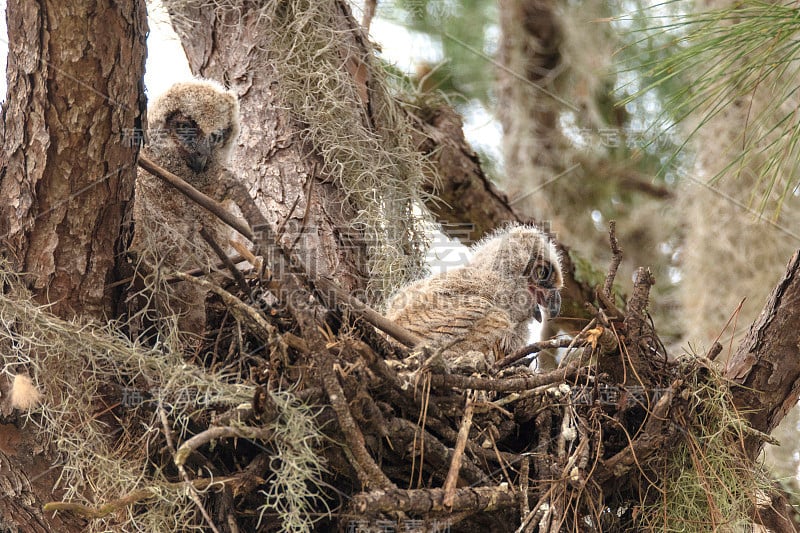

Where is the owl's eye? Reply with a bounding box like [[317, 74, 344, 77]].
[[532, 263, 553, 283], [174, 121, 198, 142]]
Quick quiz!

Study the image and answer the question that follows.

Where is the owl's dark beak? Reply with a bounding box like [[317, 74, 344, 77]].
[[187, 138, 212, 172], [532, 288, 561, 322], [188, 154, 208, 172]]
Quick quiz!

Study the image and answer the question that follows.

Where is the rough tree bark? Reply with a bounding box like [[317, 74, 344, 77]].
[[0, 1, 147, 531], [727, 250, 800, 453], [0, 0, 147, 319], [724, 251, 800, 531]]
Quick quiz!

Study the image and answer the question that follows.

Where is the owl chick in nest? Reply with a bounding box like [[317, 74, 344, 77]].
[[131, 80, 240, 339], [385, 224, 563, 374]]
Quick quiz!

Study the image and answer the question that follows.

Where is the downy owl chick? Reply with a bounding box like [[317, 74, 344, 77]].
[[131, 80, 240, 339], [385, 224, 563, 374]]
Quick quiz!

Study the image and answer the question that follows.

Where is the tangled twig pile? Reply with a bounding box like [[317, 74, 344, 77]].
[[17, 159, 769, 532]]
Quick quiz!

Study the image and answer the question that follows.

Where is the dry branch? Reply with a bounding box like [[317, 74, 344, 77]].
[[496, 336, 575, 369], [603, 220, 622, 298], [198, 226, 250, 294], [443, 390, 478, 509], [429, 360, 580, 392], [175, 426, 274, 467], [352, 485, 518, 515]]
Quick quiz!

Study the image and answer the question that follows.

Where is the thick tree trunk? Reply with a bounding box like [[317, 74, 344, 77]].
[[0, 0, 147, 319], [0, 1, 147, 531], [727, 250, 800, 453], [725, 251, 800, 531]]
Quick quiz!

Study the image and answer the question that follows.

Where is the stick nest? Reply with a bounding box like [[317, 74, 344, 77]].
[[0, 217, 773, 532]]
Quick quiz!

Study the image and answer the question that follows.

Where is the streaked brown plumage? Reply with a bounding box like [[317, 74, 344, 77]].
[[131, 80, 240, 338], [385, 224, 563, 373]]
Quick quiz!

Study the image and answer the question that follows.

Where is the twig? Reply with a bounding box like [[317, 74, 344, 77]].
[[44, 488, 157, 519], [412, 371, 432, 489], [175, 426, 274, 467], [314, 276, 422, 348], [596, 288, 624, 319], [524, 484, 556, 533], [275, 193, 302, 239], [626, 267, 655, 330], [713, 297, 746, 361], [198, 226, 251, 295], [575, 416, 590, 471], [706, 341, 723, 361], [138, 155, 253, 240], [44, 465, 269, 521], [443, 390, 477, 509], [430, 360, 580, 392], [603, 220, 622, 298], [486, 428, 515, 487], [222, 489, 240, 533], [352, 485, 517, 515], [622, 267, 655, 369], [229, 241, 260, 270], [496, 337, 575, 369], [158, 405, 222, 533], [520, 456, 530, 518], [288, 169, 315, 252], [519, 501, 548, 533]]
